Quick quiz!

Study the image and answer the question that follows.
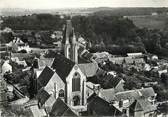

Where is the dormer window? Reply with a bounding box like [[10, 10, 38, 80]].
[[72, 72, 80, 92]]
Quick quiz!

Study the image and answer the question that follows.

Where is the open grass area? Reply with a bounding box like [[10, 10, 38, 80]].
[[127, 15, 168, 29]]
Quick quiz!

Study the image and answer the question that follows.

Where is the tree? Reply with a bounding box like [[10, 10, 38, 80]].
[[157, 103, 168, 114]]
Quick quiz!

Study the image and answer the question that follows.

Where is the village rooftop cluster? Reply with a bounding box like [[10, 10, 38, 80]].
[[0, 19, 168, 117]]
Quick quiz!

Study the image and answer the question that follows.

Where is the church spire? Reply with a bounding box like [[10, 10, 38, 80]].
[[72, 28, 78, 63], [63, 20, 78, 63]]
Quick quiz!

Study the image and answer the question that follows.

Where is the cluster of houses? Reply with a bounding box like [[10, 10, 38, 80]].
[[1, 20, 167, 117]]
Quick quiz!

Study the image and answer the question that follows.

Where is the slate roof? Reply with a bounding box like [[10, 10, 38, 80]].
[[78, 63, 98, 77], [50, 98, 77, 117], [81, 50, 93, 61], [87, 94, 122, 116], [130, 98, 157, 113], [51, 53, 75, 83], [78, 46, 85, 56], [99, 88, 116, 102], [37, 66, 54, 89], [78, 56, 90, 64], [11, 53, 34, 60], [36, 89, 50, 106], [103, 74, 123, 88]]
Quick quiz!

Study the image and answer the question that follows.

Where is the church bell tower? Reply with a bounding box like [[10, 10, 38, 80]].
[[63, 20, 78, 63]]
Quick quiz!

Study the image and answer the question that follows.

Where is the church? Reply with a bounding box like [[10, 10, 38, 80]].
[[35, 20, 94, 115], [30, 19, 125, 116]]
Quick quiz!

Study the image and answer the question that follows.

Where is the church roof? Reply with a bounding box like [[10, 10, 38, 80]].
[[36, 89, 50, 106], [37, 66, 54, 90], [50, 98, 77, 117], [87, 94, 122, 116], [51, 53, 75, 83], [78, 62, 98, 77]]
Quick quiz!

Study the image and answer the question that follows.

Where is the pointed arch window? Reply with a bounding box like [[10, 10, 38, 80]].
[[59, 89, 64, 98], [72, 72, 80, 92]]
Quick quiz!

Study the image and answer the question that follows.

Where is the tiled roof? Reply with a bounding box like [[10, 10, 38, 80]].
[[51, 53, 75, 83], [38, 58, 54, 68], [36, 89, 50, 106], [130, 98, 157, 113], [103, 74, 122, 88], [78, 46, 85, 56], [115, 87, 155, 101], [79, 63, 98, 77], [11, 53, 34, 60], [29, 105, 47, 117], [87, 94, 122, 116], [78, 57, 90, 64], [37, 66, 54, 89], [81, 50, 93, 61], [99, 88, 116, 102], [50, 98, 77, 117]]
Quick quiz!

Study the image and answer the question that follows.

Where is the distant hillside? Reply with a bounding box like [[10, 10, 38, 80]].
[[93, 7, 168, 16], [1, 7, 168, 17]]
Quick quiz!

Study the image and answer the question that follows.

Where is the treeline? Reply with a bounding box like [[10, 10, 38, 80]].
[[1, 14, 67, 30], [93, 7, 168, 17], [1, 13, 168, 56]]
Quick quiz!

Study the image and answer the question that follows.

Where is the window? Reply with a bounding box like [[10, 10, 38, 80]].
[[72, 72, 80, 92], [59, 89, 64, 98], [73, 95, 80, 106]]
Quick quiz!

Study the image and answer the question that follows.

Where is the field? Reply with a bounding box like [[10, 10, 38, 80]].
[[126, 15, 168, 29]]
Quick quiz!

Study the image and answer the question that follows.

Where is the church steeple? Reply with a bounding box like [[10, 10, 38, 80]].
[[72, 28, 78, 63], [63, 20, 78, 63]]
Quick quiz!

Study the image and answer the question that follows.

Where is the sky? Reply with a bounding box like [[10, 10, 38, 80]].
[[0, 0, 168, 9]]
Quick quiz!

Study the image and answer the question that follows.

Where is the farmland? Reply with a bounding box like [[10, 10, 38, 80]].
[[126, 15, 168, 29]]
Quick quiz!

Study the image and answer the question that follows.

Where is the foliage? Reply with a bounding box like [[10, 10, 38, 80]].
[[157, 103, 168, 114], [0, 32, 14, 43], [1, 14, 67, 30]]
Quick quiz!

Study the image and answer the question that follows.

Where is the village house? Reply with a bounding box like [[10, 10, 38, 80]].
[[24, 99, 47, 117], [86, 82, 101, 98], [129, 98, 157, 117], [150, 67, 168, 78], [87, 94, 124, 116], [127, 52, 143, 58], [112, 87, 157, 117], [2, 60, 12, 74], [50, 98, 78, 116], [92, 52, 110, 63], [11, 57, 27, 67], [7, 37, 31, 53]]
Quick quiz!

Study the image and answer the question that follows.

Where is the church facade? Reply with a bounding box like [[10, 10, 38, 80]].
[[36, 20, 88, 115]]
